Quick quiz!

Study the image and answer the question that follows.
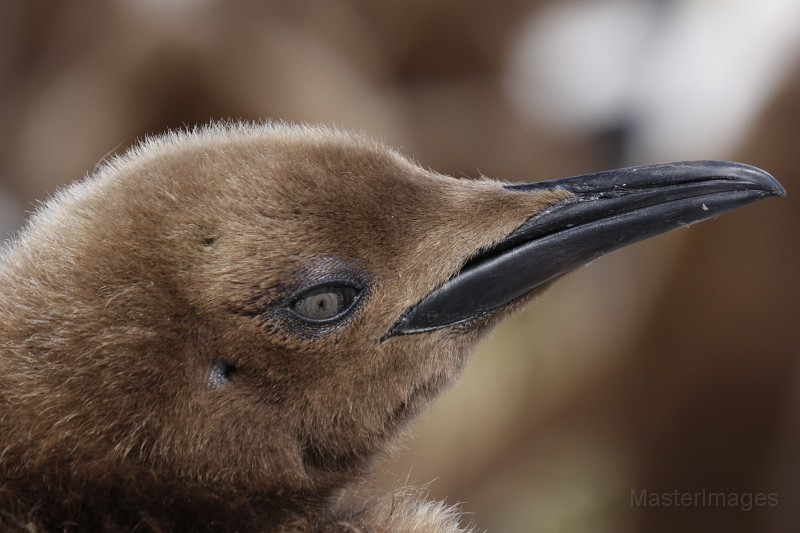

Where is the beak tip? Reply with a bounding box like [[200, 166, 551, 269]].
[[772, 180, 787, 198], [732, 162, 785, 197]]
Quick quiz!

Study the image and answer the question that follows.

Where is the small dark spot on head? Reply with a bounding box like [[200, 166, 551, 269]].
[[201, 236, 217, 248], [208, 358, 238, 387]]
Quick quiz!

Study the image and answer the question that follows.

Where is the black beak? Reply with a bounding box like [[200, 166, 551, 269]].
[[388, 161, 785, 337]]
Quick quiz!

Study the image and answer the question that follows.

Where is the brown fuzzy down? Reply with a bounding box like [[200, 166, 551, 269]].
[[0, 122, 571, 531]]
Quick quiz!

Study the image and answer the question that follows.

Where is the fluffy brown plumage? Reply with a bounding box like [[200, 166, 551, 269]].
[[1, 122, 783, 531], [0, 123, 569, 531]]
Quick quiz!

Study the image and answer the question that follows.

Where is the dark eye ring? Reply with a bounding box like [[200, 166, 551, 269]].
[[290, 283, 361, 324]]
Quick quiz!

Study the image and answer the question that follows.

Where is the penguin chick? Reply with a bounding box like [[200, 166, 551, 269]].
[[0, 123, 784, 532]]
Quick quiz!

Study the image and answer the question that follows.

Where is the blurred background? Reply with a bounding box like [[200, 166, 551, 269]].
[[1, 1, 798, 531]]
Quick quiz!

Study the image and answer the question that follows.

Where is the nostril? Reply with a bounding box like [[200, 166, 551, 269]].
[[208, 358, 238, 387]]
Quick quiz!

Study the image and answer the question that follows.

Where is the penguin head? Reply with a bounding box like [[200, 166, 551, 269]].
[[1, 123, 783, 503]]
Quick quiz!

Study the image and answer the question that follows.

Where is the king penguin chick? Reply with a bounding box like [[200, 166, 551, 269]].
[[0, 123, 784, 532]]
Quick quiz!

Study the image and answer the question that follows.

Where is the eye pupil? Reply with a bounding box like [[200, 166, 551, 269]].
[[292, 284, 359, 323]]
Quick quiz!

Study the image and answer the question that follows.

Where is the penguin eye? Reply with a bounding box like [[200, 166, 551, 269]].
[[291, 284, 360, 323]]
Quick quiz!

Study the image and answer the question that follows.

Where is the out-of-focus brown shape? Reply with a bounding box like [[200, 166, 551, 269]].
[[0, 1, 401, 208]]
